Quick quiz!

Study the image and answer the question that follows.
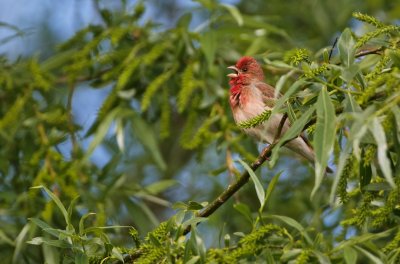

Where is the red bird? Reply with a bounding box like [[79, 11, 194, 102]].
[[227, 56, 317, 166]]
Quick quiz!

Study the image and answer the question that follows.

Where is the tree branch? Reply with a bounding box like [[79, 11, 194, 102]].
[[182, 114, 288, 235]]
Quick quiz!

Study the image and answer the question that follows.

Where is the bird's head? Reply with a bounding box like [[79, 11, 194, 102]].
[[227, 56, 264, 86]]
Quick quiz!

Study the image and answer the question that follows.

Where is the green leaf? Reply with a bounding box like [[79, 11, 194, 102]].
[[0, 229, 14, 246], [111, 247, 124, 262], [220, 4, 243, 26], [145, 179, 178, 194], [268, 215, 313, 245], [27, 237, 72, 248], [344, 246, 358, 264], [131, 113, 167, 171], [313, 250, 331, 264], [368, 117, 395, 187], [274, 70, 296, 97], [338, 28, 356, 67], [200, 31, 217, 69], [233, 203, 253, 224], [75, 252, 89, 264], [270, 106, 315, 167], [263, 171, 283, 208], [29, 218, 59, 238], [31, 186, 71, 228], [78, 213, 96, 236], [334, 228, 394, 251], [238, 159, 265, 207], [271, 79, 306, 116], [312, 87, 336, 198], [84, 107, 121, 162], [187, 201, 205, 211], [182, 217, 208, 228], [391, 105, 400, 142], [186, 256, 200, 264], [353, 245, 383, 264]]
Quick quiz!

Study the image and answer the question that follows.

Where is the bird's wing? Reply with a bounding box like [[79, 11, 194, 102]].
[[255, 82, 280, 108]]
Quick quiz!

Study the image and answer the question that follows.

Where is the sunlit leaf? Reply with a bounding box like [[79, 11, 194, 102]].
[[233, 203, 253, 224], [369, 117, 395, 187], [270, 106, 315, 167], [312, 87, 336, 198], [238, 159, 265, 207], [338, 28, 356, 67], [268, 215, 313, 245], [131, 113, 167, 171], [344, 246, 358, 264], [220, 4, 243, 26]]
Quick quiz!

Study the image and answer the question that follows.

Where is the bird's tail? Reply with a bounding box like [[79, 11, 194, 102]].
[[287, 136, 333, 173]]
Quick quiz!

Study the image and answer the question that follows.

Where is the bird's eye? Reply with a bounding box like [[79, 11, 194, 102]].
[[242, 67, 248, 72]]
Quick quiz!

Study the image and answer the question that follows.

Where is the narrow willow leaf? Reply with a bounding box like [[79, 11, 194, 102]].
[[338, 28, 356, 67], [274, 69, 296, 99], [145, 179, 177, 194], [27, 237, 72, 248], [233, 203, 253, 224], [369, 117, 395, 187], [75, 252, 89, 264], [132, 113, 167, 171], [313, 250, 331, 264], [31, 186, 70, 227], [186, 256, 200, 264], [344, 247, 357, 264], [115, 118, 125, 152], [220, 4, 243, 26], [271, 79, 306, 116], [391, 105, 400, 142], [312, 87, 336, 198], [264, 171, 283, 208], [353, 246, 383, 264], [78, 213, 96, 236], [238, 159, 265, 207], [0, 229, 14, 246], [84, 107, 121, 161], [268, 215, 313, 245], [270, 106, 315, 167], [334, 228, 394, 251], [29, 218, 59, 238], [200, 31, 217, 69]]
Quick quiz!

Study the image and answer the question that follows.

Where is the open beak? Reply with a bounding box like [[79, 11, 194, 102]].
[[227, 65, 239, 78]]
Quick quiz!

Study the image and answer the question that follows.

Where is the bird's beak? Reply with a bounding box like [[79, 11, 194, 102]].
[[227, 65, 239, 78]]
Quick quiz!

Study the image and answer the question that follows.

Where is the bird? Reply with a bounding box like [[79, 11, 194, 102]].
[[227, 56, 328, 170]]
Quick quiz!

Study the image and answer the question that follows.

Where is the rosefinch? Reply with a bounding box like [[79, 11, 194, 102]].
[[228, 56, 329, 171]]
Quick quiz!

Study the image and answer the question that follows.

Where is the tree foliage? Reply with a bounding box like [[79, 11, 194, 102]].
[[0, 0, 400, 263]]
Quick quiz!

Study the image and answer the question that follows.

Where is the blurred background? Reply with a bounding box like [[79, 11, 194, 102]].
[[0, 0, 399, 262]]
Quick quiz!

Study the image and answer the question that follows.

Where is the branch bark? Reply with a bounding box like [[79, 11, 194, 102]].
[[182, 114, 288, 235]]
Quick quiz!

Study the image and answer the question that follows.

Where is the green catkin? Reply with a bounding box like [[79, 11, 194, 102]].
[[352, 12, 385, 28], [237, 109, 272, 129], [295, 249, 311, 264], [284, 48, 311, 65], [355, 25, 400, 48], [337, 155, 357, 203], [142, 43, 168, 66], [363, 144, 376, 167], [357, 55, 390, 104], [304, 64, 328, 78], [177, 63, 197, 113], [383, 228, 400, 253], [141, 65, 178, 112]]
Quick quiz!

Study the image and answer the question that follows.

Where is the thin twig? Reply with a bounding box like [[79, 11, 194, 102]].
[[355, 47, 383, 58], [182, 114, 288, 236], [329, 37, 338, 62]]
